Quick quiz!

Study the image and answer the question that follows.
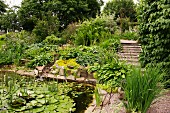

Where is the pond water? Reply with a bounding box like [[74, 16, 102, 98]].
[[0, 71, 94, 113]]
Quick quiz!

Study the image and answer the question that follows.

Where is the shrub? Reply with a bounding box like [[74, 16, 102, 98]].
[[121, 31, 139, 40], [32, 15, 59, 42], [27, 53, 53, 68], [71, 15, 118, 46], [0, 31, 34, 65], [43, 34, 66, 45], [60, 22, 80, 44], [123, 67, 163, 113], [89, 61, 131, 92], [138, 0, 170, 88]]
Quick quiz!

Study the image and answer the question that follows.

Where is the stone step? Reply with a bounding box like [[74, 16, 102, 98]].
[[122, 47, 141, 51], [120, 58, 139, 62], [120, 39, 138, 44], [121, 49, 141, 53], [122, 46, 141, 48], [126, 62, 140, 66], [118, 52, 140, 56], [119, 55, 139, 59]]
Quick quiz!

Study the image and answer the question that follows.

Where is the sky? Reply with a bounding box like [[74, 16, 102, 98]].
[[5, 0, 138, 7]]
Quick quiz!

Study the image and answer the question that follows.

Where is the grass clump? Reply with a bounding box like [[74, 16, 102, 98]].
[[123, 67, 164, 113]]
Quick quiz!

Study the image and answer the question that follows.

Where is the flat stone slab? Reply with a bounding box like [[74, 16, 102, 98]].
[[0, 70, 97, 85], [120, 39, 138, 44]]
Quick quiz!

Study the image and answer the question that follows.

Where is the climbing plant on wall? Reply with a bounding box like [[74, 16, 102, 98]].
[[138, 0, 170, 88]]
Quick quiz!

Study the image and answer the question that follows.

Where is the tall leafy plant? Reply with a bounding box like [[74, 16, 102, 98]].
[[72, 15, 118, 46], [123, 67, 163, 113]]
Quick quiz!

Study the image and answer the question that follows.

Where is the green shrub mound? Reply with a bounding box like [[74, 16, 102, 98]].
[[71, 16, 119, 46]]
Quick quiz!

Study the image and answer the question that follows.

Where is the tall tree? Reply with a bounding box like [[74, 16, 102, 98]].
[[103, 0, 136, 22], [0, 0, 7, 14], [0, 7, 20, 31], [18, 0, 103, 31]]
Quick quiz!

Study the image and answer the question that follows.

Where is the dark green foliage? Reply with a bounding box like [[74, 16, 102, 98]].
[[18, 0, 103, 31], [99, 35, 120, 50], [0, 8, 20, 31], [103, 0, 137, 22], [32, 14, 60, 42], [0, 0, 7, 14], [123, 67, 163, 113], [138, 0, 170, 88], [60, 23, 80, 44], [72, 16, 119, 46]]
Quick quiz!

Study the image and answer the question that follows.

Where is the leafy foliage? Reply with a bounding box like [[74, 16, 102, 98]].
[[27, 53, 53, 68], [138, 0, 170, 88], [123, 67, 163, 113], [72, 15, 119, 46], [89, 61, 131, 92], [0, 0, 7, 15], [0, 73, 94, 113], [0, 31, 35, 65], [32, 14, 60, 42]]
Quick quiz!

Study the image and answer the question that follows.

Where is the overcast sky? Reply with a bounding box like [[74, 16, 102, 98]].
[[5, 0, 138, 7]]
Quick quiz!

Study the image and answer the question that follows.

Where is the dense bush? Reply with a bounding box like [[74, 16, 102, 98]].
[[71, 16, 119, 46], [89, 60, 131, 92], [32, 15, 60, 42], [0, 31, 35, 65], [138, 0, 170, 88], [27, 53, 53, 68], [60, 22, 80, 44], [120, 31, 139, 40]]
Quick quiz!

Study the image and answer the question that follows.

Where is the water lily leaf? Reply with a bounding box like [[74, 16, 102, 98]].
[[37, 94, 44, 98], [122, 74, 125, 78], [45, 104, 57, 111], [30, 100, 38, 106], [32, 106, 44, 113], [37, 99, 46, 104]]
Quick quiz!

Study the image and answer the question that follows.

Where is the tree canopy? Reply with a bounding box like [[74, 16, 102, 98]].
[[18, 0, 103, 31], [103, 0, 136, 22], [0, 0, 7, 14]]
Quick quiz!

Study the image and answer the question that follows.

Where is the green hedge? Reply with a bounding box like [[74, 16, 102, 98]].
[[138, 0, 170, 88]]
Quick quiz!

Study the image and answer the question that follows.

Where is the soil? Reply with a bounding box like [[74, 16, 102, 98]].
[[85, 90, 170, 113]]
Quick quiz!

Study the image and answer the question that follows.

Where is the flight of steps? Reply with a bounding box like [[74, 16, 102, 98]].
[[118, 40, 142, 66]]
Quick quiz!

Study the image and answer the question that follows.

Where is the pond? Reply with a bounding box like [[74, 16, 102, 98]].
[[0, 71, 94, 113]]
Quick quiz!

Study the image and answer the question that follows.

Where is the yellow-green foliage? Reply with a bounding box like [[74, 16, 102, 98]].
[[55, 59, 80, 69]]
